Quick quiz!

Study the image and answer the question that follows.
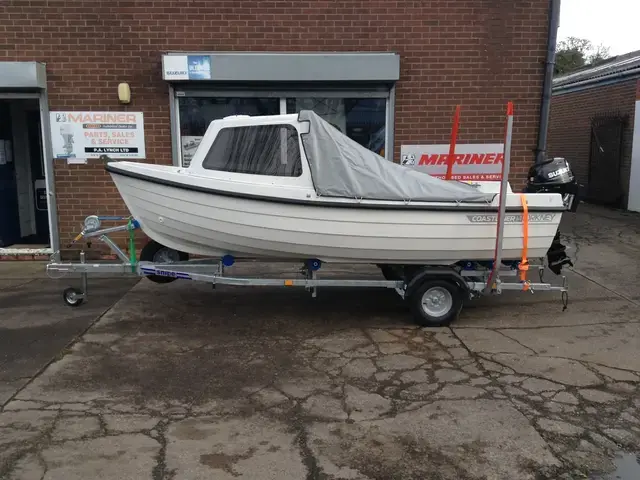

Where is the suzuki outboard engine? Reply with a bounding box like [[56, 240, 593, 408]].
[[524, 156, 580, 211], [524, 157, 580, 275]]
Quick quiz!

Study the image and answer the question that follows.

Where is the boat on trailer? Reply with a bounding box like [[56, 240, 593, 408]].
[[47, 109, 580, 327], [104, 110, 576, 266]]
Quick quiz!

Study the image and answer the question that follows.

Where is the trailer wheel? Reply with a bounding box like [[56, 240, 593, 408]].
[[408, 279, 463, 327], [63, 287, 84, 307], [139, 240, 189, 284]]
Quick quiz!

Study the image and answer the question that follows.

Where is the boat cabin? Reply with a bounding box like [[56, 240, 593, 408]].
[[184, 112, 312, 189], [181, 111, 500, 205]]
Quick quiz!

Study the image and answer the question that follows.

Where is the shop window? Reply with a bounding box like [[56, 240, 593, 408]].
[[286, 98, 386, 156], [178, 97, 280, 167], [202, 124, 302, 177], [177, 96, 388, 167]]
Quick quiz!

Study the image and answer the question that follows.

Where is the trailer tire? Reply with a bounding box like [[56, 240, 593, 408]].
[[408, 279, 463, 327], [140, 240, 189, 284]]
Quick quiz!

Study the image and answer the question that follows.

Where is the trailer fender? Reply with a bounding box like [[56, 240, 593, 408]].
[[404, 266, 469, 299]]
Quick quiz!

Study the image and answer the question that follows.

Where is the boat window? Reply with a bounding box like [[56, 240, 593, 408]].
[[202, 124, 303, 177]]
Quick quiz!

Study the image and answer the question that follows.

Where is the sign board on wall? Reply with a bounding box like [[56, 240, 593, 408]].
[[400, 143, 505, 181], [34, 179, 47, 211], [50, 111, 146, 160], [163, 55, 212, 81], [181, 136, 203, 168]]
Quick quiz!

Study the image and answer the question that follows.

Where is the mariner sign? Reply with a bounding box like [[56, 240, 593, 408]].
[[50, 111, 146, 160], [401, 143, 505, 181]]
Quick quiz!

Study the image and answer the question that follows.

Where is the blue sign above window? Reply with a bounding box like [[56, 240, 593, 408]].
[[187, 55, 211, 80]]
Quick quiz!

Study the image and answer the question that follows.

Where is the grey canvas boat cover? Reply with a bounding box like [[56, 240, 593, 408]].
[[298, 110, 496, 203]]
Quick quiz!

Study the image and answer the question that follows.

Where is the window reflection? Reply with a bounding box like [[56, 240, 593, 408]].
[[286, 98, 386, 156], [177, 96, 387, 167], [179, 97, 280, 137], [178, 97, 280, 167]]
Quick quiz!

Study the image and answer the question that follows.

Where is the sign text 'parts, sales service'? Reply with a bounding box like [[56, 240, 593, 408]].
[[50, 111, 146, 160]]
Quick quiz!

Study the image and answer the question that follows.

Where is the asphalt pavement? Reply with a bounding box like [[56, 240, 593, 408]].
[[1, 203, 639, 480]]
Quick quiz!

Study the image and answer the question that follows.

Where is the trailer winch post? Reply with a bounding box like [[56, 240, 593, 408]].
[[484, 101, 514, 295], [127, 218, 139, 272]]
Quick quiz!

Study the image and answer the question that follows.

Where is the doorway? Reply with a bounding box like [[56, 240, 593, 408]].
[[0, 99, 50, 250], [587, 114, 628, 208]]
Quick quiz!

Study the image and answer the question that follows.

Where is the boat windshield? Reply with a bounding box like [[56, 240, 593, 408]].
[[202, 124, 303, 177]]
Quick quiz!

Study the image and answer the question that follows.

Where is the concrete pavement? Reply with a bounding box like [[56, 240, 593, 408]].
[[0, 204, 639, 480], [0, 262, 138, 405]]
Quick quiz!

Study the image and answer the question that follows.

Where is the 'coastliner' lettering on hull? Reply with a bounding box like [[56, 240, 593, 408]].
[[467, 213, 557, 223]]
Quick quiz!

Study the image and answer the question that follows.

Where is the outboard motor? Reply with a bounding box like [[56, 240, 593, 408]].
[[524, 156, 580, 211], [524, 157, 580, 275]]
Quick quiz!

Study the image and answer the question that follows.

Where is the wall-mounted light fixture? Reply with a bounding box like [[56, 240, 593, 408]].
[[118, 83, 131, 104]]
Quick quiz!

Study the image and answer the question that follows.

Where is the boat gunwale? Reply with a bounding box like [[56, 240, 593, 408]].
[[105, 163, 567, 213]]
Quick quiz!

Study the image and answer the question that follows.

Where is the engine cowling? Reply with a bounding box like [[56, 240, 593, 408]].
[[524, 157, 580, 212]]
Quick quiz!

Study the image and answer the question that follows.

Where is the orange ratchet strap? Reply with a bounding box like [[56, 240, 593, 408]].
[[519, 194, 530, 290]]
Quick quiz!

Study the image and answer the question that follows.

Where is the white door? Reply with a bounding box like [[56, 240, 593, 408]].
[[628, 98, 640, 212]]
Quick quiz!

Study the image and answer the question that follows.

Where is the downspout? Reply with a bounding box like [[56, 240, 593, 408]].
[[536, 0, 562, 164]]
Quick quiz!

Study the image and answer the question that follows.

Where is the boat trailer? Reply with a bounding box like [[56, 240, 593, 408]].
[[45, 214, 569, 328], [46, 102, 571, 327]]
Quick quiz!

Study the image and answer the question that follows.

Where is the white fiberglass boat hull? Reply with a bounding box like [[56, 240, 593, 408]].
[[106, 111, 569, 266], [107, 162, 565, 265]]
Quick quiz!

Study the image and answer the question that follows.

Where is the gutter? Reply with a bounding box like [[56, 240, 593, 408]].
[[552, 67, 640, 94], [535, 0, 561, 165]]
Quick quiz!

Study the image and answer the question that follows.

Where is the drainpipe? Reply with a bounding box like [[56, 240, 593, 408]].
[[536, 0, 561, 164]]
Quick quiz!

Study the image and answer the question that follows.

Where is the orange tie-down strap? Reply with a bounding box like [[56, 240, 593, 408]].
[[519, 194, 530, 290]]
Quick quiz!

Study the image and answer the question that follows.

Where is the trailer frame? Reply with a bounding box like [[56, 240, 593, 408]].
[[45, 215, 569, 327]]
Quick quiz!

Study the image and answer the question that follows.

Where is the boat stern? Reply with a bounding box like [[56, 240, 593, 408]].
[[524, 156, 581, 274]]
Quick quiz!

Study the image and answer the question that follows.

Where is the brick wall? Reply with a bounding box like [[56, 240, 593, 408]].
[[548, 79, 638, 207], [1, 0, 551, 257]]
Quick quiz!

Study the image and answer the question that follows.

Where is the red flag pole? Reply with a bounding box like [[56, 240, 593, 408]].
[[445, 105, 461, 180]]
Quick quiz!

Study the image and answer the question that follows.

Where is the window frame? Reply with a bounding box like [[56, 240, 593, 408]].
[[201, 123, 303, 178], [170, 84, 395, 167]]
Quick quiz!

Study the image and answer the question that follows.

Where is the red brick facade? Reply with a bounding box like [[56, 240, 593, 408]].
[[548, 79, 637, 207], [1, 0, 551, 256]]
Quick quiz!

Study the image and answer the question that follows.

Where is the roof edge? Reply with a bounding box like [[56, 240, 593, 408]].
[[553, 50, 640, 88], [552, 69, 640, 95]]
